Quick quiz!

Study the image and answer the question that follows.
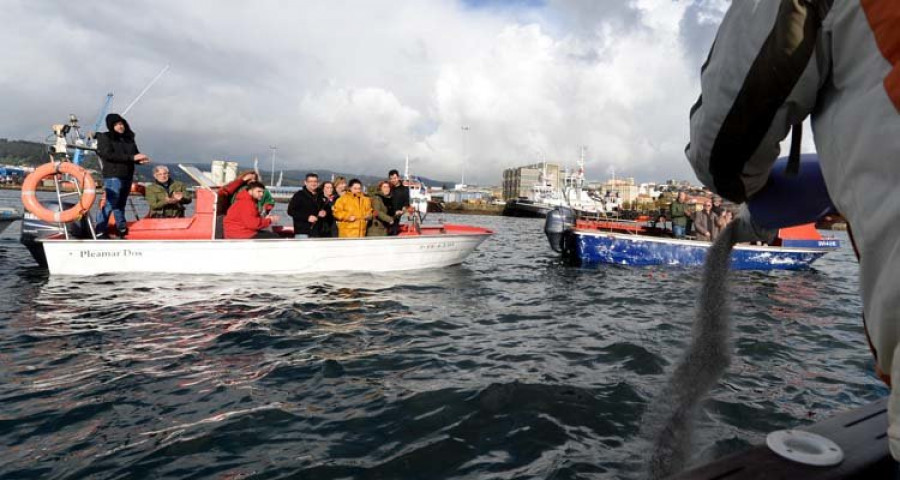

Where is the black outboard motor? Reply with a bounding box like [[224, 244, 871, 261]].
[[544, 206, 575, 253], [20, 202, 91, 267]]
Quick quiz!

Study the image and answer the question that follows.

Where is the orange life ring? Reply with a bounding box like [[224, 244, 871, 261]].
[[21, 162, 97, 223]]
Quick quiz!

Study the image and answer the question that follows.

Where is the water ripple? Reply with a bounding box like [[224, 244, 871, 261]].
[[0, 203, 886, 479]]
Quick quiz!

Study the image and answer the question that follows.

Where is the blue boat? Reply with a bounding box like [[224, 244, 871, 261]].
[[545, 209, 840, 270]]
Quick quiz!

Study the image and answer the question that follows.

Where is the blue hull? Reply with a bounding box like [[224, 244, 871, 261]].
[[571, 230, 838, 270]]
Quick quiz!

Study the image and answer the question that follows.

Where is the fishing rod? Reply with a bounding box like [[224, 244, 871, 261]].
[[122, 64, 170, 115]]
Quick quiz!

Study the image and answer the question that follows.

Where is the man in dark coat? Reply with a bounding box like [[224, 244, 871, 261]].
[[287, 173, 326, 238], [95, 113, 150, 237], [388, 169, 410, 235]]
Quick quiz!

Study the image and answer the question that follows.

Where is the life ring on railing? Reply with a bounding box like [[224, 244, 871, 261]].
[[21, 162, 97, 223]]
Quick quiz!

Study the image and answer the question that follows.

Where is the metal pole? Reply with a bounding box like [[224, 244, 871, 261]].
[[123, 65, 170, 115], [460, 125, 469, 186], [269, 146, 277, 186]]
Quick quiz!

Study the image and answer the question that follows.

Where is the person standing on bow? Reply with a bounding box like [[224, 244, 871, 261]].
[[95, 113, 149, 238], [333, 179, 371, 238], [145, 165, 191, 218]]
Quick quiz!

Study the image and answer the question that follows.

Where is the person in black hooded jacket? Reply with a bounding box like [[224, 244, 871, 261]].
[[95, 113, 150, 237], [287, 173, 325, 238]]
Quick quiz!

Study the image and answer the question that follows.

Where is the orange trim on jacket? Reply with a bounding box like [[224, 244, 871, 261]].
[[862, 0, 900, 111]]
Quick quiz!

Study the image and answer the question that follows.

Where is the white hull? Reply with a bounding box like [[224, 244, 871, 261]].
[[41, 233, 490, 276]]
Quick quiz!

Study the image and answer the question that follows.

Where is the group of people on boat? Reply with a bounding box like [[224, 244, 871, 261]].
[[283, 169, 413, 240], [216, 169, 414, 240], [658, 191, 734, 242], [90, 113, 416, 241]]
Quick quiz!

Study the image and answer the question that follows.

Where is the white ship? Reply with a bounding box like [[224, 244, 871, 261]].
[[503, 148, 617, 218]]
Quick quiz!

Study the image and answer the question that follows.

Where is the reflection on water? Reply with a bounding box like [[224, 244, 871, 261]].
[[0, 188, 886, 480]]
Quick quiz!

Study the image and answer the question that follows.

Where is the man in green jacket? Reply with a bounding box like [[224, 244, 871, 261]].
[[145, 165, 192, 218], [669, 191, 689, 238]]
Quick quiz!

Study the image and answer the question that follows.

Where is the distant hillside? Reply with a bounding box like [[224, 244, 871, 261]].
[[0, 138, 102, 172], [0, 139, 48, 165], [274, 168, 455, 189], [0, 138, 456, 187]]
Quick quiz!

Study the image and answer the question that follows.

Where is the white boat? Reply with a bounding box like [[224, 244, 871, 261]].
[[22, 163, 492, 276], [40, 228, 491, 276]]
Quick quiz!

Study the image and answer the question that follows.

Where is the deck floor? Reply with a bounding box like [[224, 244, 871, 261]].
[[669, 398, 896, 479]]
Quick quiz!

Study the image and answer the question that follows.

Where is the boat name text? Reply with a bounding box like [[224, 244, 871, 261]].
[[419, 241, 456, 250], [79, 249, 144, 259]]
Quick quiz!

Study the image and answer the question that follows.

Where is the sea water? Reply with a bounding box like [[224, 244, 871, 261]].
[[646, 224, 737, 479], [0, 189, 885, 479]]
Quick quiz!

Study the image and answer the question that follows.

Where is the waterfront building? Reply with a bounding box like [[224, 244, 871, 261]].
[[502, 162, 560, 201]]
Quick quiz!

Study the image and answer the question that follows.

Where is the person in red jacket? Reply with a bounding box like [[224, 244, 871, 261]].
[[223, 182, 281, 239]]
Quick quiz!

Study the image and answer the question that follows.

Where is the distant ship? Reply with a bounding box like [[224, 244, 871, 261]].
[[502, 149, 616, 218]]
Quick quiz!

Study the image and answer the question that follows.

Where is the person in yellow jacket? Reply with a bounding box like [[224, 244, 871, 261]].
[[333, 178, 372, 238]]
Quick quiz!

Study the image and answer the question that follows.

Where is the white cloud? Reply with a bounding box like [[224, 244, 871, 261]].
[[0, 0, 726, 185]]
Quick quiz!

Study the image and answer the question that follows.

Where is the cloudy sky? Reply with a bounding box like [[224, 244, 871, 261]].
[[0, 0, 755, 185]]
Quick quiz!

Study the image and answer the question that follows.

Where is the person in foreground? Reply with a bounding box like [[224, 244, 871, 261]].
[[368, 181, 395, 236], [145, 165, 191, 218], [333, 179, 371, 238], [686, 0, 900, 460], [95, 113, 150, 237], [223, 181, 281, 239]]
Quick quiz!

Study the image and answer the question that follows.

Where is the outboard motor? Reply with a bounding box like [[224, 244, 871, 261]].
[[20, 202, 91, 267], [544, 206, 575, 253]]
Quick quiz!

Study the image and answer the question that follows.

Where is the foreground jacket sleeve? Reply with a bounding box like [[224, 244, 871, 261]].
[[686, 0, 833, 203], [96, 133, 136, 164]]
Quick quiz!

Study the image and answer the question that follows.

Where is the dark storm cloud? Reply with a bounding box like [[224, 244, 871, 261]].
[[679, 0, 727, 71]]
